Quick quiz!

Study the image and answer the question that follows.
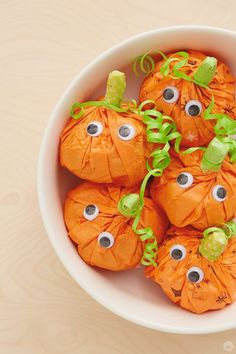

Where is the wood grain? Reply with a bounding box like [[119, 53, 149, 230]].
[[1, 0, 236, 352]]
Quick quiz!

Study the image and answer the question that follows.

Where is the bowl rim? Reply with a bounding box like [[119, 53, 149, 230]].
[[37, 25, 236, 335]]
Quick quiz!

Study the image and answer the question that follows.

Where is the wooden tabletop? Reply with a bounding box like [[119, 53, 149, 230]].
[[1, 0, 236, 353]]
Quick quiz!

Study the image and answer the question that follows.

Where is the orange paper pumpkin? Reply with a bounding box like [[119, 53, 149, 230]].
[[139, 51, 236, 147], [146, 226, 236, 314], [150, 139, 236, 230], [60, 71, 153, 186], [64, 182, 169, 271]]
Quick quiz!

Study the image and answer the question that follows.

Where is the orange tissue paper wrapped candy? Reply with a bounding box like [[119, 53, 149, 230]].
[[150, 136, 236, 230], [139, 50, 236, 147], [64, 182, 169, 271], [145, 222, 236, 314], [60, 70, 154, 186]]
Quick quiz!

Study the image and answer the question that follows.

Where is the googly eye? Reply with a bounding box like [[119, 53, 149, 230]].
[[83, 204, 99, 221], [185, 100, 202, 117], [212, 185, 227, 202], [86, 121, 103, 136], [170, 244, 187, 261], [176, 172, 194, 189], [187, 267, 204, 283], [98, 232, 114, 249], [118, 124, 135, 141], [163, 86, 179, 103]]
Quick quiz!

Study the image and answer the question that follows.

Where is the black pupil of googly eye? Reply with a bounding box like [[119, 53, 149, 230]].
[[85, 204, 96, 215], [99, 236, 111, 248], [188, 271, 200, 283], [216, 187, 227, 199], [187, 104, 200, 116], [177, 174, 188, 185], [119, 126, 130, 137], [87, 124, 98, 135], [171, 249, 183, 260], [163, 88, 174, 101]]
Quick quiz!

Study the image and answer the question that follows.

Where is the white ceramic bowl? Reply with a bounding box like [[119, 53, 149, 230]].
[[38, 25, 236, 334]]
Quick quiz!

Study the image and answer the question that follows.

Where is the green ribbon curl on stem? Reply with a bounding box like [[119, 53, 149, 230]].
[[183, 97, 236, 166], [160, 51, 213, 89], [204, 96, 236, 164], [70, 100, 131, 120], [133, 51, 214, 89], [204, 96, 236, 135]]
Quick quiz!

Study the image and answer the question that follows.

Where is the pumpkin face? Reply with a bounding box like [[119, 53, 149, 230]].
[[150, 149, 236, 230], [60, 106, 153, 186], [146, 226, 236, 314], [64, 182, 169, 271], [140, 51, 236, 147]]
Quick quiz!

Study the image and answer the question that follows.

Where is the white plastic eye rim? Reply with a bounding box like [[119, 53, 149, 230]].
[[212, 184, 227, 202], [83, 204, 99, 221], [118, 124, 135, 141], [176, 172, 194, 189], [187, 266, 204, 284], [86, 121, 103, 137], [98, 232, 114, 249], [170, 244, 187, 261], [162, 86, 180, 103], [185, 100, 202, 117]]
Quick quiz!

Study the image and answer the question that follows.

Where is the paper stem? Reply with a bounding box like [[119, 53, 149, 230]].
[[201, 137, 229, 172], [104, 71, 126, 107], [199, 229, 228, 261], [194, 56, 217, 86], [117, 194, 140, 218]]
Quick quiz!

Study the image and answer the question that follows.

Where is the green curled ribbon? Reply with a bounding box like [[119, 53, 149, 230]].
[[220, 219, 236, 238], [146, 147, 171, 176], [204, 96, 236, 164], [121, 98, 138, 111], [118, 170, 159, 267], [132, 51, 187, 78], [70, 100, 131, 120], [215, 117, 236, 136], [204, 96, 236, 135], [137, 100, 182, 153], [131, 99, 181, 178], [119, 101, 182, 266], [160, 51, 215, 89], [132, 53, 155, 77], [132, 51, 170, 77], [132, 50, 217, 88], [117, 101, 182, 266], [161, 51, 190, 81], [199, 220, 236, 261], [183, 97, 236, 166]]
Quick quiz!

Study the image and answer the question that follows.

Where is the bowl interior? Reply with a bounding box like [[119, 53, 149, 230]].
[[38, 26, 236, 334]]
